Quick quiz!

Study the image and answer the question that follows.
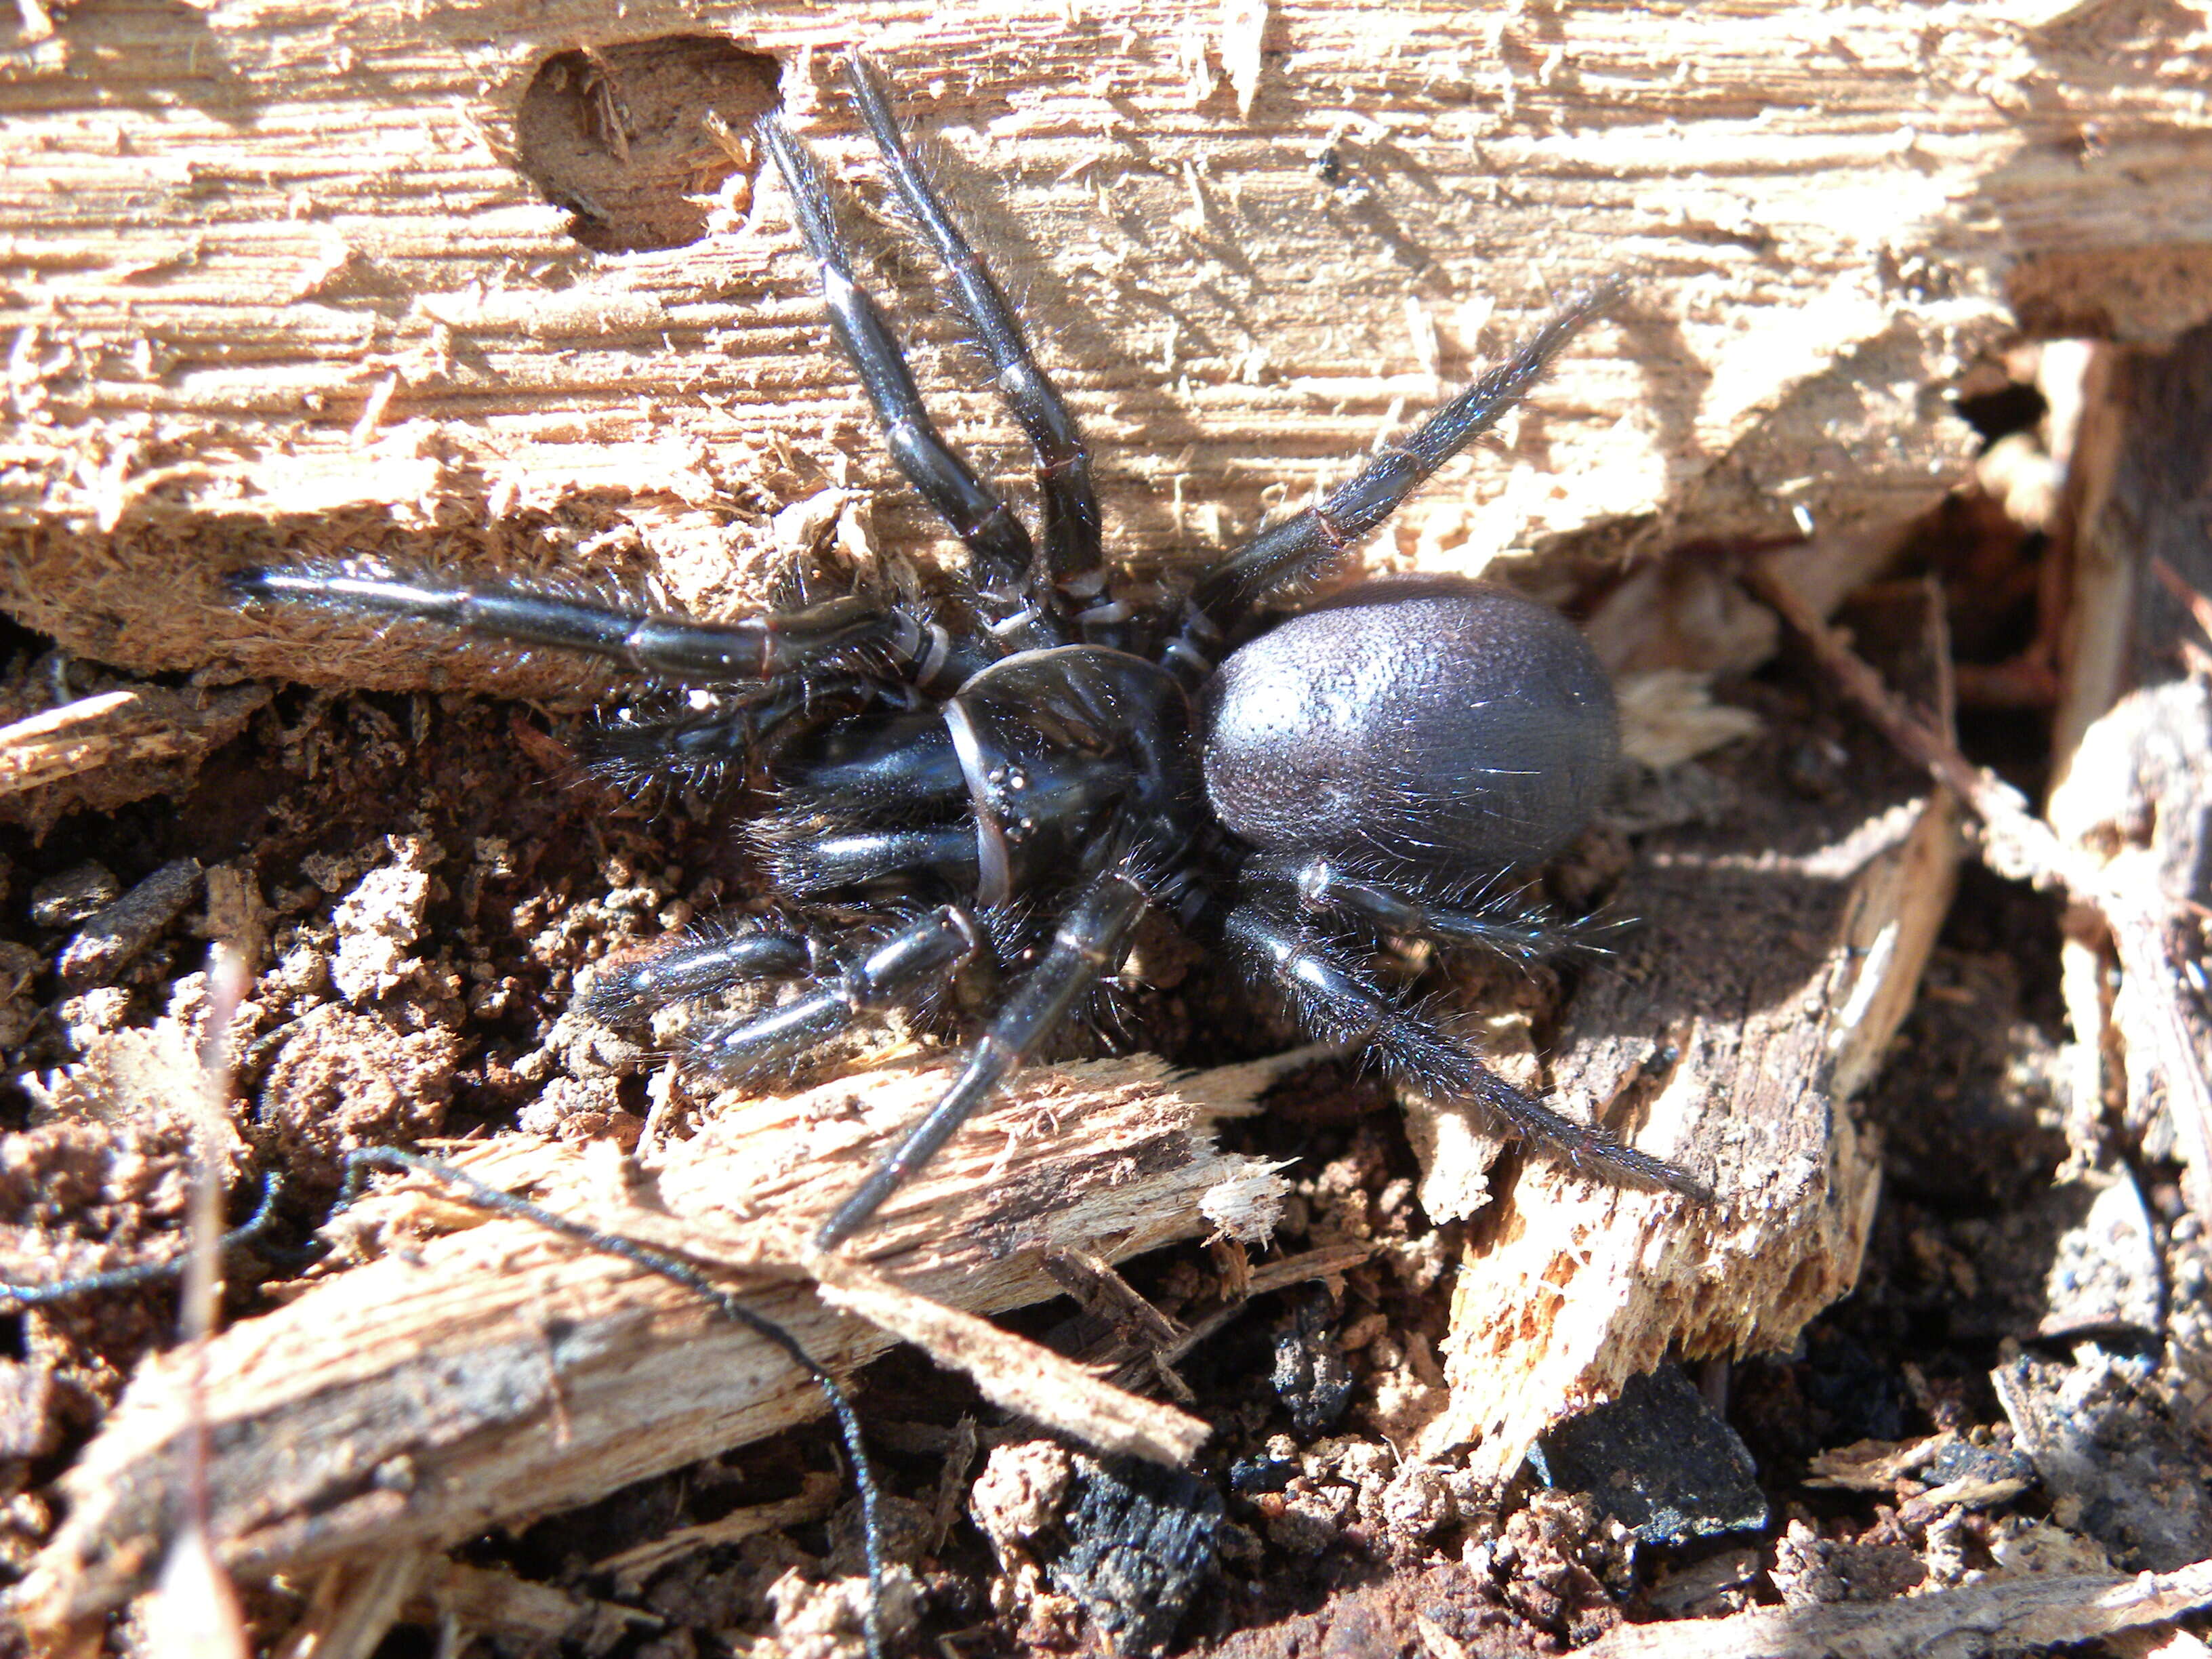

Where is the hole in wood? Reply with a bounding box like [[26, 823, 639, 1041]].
[[516, 37, 779, 253]]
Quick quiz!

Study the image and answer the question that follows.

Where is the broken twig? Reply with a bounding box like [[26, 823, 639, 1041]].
[[1747, 558, 2212, 1230]]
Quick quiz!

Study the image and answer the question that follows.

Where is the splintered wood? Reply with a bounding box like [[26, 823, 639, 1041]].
[[0, 687, 265, 799], [0, 682, 269, 836], [1417, 696, 1956, 1476], [17, 1055, 1275, 1631], [1378, 579, 1960, 1478], [2045, 329, 2212, 1228], [1582, 1558, 2212, 1659], [7, 0, 2209, 691]]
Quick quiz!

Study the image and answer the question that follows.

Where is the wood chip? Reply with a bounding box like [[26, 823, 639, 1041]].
[[1582, 1557, 2212, 1659], [808, 1252, 1210, 1468], [1805, 1433, 1954, 1492], [595, 1472, 839, 1588], [0, 684, 266, 808], [415, 1560, 659, 1645]]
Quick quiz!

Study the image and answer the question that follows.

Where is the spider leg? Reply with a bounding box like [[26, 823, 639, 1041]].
[[1218, 895, 1703, 1197], [1251, 855, 1604, 964], [229, 563, 966, 691], [1175, 279, 1624, 653], [779, 708, 968, 813], [764, 827, 980, 896], [760, 109, 1055, 644], [0, 1172, 283, 1310], [685, 903, 979, 1082], [585, 922, 816, 1027], [845, 59, 1112, 639], [816, 867, 1151, 1248], [579, 673, 924, 794]]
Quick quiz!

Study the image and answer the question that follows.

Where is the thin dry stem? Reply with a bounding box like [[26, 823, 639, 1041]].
[[1748, 558, 2212, 1230]]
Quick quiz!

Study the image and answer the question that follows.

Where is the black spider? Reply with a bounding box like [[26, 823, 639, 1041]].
[[232, 59, 1700, 1249]]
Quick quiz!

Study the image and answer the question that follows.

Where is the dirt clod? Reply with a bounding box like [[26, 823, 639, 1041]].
[[54, 859, 201, 989], [255, 1004, 461, 1180]]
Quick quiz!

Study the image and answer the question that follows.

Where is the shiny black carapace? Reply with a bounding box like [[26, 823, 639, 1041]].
[[234, 60, 1697, 1248]]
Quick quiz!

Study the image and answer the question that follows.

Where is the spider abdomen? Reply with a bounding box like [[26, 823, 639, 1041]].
[[1197, 577, 1618, 875]]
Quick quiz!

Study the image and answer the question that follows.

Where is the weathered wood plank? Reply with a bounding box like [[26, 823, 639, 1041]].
[[7, 1, 2207, 683]]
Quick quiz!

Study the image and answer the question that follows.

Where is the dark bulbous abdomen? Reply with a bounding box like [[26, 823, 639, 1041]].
[[1197, 577, 1618, 874]]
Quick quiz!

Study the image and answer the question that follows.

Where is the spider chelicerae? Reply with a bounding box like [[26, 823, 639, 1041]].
[[233, 58, 1700, 1248]]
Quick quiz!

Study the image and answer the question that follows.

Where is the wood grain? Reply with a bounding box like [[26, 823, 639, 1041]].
[[8, 1, 2208, 684], [17, 1053, 1283, 1629], [1, 3, 2179, 1639]]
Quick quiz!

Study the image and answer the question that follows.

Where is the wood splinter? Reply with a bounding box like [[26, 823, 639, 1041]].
[[16, 1052, 1291, 1633], [1746, 556, 2212, 1231]]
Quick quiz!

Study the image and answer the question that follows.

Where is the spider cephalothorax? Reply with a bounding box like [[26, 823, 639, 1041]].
[[233, 59, 1699, 1248]]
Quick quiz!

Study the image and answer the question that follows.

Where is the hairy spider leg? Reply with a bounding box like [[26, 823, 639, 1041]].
[[1218, 898, 1706, 1197], [760, 112, 1059, 650], [337, 1149, 891, 1659], [844, 58, 1112, 636], [1265, 855, 1610, 964], [1162, 278, 1626, 681], [228, 565, 966, 693], [778, 706, 972, 812], [817, 868, 1152, 1248], [1194, 279, 1623, 619], [686, 904, 980, 1081], [586, 924, 815, 1027], [581, 674, 924, 795], [766, 827, 982, 895]]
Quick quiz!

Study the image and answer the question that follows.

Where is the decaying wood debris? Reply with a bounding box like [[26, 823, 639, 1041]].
[[7, 1, 2212, 1656], [0, 680, 270, 838], [1423, 692, 1954, 1479], [9, 0, 2210, 691], [14, 1054, 1278, 1629], [1584, 1557, 2212, 1659]]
